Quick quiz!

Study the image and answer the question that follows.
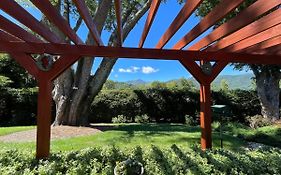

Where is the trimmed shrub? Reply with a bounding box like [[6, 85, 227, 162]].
[[0, 146, 281, 174]]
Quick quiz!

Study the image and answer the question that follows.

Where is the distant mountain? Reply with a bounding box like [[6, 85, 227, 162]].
[[126, 79, 148, 85], [188, 73, 254, 90], [112, 73, 254, 90]]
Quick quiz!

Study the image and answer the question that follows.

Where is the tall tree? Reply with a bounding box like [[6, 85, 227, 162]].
[[45, 0, 183, 125], [196, 0, 280, 121]]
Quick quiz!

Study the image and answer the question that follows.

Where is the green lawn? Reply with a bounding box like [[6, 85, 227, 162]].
[[1, 123, 280, 153], [0, 126, 35, 136], [0, 123, 246, 152]]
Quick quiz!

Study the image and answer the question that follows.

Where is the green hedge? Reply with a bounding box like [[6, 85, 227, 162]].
[[90, 89, 200, 123], [90, 89, 262, 123], [0, 88, 37, 126], [0, 88, 263, 126], [0, 146, 280, 174]]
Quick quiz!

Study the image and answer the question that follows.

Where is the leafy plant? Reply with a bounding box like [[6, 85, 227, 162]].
[[112, 115, 129, 123], [246, 115, 272, 128], [134, 114, 149, 123]]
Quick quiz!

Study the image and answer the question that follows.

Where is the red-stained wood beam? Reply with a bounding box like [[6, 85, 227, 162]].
[[114, 0, 123, 46], [47, 55, 81, 81], [207, 9, 281, 51], [243, 36, 281, 54], [208, 61, 228, 83], [0, 0, 62, 43], [173, 0, 245, 50], [223, 24, 281, 52], [0, 30, 21, 42], [179, 59, 208, 84], [200, 83, 212, 150], [188, 0, 281, 51], [30, 0, 83, 45], [253, 45, 281, 55], [0, 35, 39, 78], [72, 0, 103, 46], [1, 41, 281, 65], [139, 0, 161, 48], [36, 78, 52, 159], [0, 15, 43, 43], [155, 0, 203, 49]]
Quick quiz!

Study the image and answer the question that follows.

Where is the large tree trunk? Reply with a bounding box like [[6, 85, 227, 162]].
[[52, 0, 152, 126], [255, 70, 280, 122]]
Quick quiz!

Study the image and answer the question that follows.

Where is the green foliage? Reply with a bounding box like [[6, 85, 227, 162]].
[[246, 115, 272, 129], [0, 76, 12, 88], [0, 54, 36, 88], [115, 159, 143, 175], [112, 115, 129, 123], [220, 79, 229, 92], [0, 146, 280, 174], [0, 88, 38, 126], [184, 114, 198, 126], [91, 89, 200, 123], [134, 114, 150, 123]]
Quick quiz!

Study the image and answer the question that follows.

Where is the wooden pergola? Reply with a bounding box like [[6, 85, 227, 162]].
[[0, 0, 280, 159]]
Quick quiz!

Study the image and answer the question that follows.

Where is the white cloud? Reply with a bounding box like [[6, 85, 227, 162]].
[[142, 66, 159, 74], [118, 66, 140, 73], [118, 66, 159, 74]]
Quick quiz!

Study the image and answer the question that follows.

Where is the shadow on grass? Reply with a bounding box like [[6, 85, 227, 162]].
[[244, 130, 281, 148]]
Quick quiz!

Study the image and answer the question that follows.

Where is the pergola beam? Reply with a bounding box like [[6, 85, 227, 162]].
[[72, 0, 103, 46], [155, 0, 203, 49], [114, 0, 123, 46], [30, 0, 83, 45], [173, 0, 245, 49], [188, 0, 281, 50], [0, 0, 62, 43], [253, 45, 281, 55], [207, 9, 281, 51], [0, 15, 43, 43], [243, 36, 281, 54], [0, 30, 22, 42], [223, 24, 281, 52], [139, 0, 161, 48], [0, 41, 280, 65]]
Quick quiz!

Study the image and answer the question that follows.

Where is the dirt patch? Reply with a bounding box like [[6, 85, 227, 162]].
[[0, 126, 102, 143]]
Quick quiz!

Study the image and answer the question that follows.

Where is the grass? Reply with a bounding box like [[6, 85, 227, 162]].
[[0, 125, 35, 136], [0, 123, 247, 152], [0, 123, 280, 153]]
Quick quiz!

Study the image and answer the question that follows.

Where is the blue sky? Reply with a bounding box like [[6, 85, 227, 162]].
[[1, 1, 250, 82]]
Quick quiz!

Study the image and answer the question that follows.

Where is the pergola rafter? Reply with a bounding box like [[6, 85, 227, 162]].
[[0, 0, 62, 43], [155, 0, 203, 49], [139, 0, 161, 48], [172, 0, 245, 50], [222, 24, 281, 52], [72, 0, 104, 45], [206, 9, 281, 52], [30, 0, 84, 45], [0, 0, 280, 159], [187, 0, 281, 50]]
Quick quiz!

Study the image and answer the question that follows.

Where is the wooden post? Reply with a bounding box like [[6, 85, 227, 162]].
[[36, 79, 52, 159], [200, 83, 212, 149]]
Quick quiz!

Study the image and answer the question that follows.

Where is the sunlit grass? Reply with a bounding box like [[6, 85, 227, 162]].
[[0, 124, 247, 153]]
